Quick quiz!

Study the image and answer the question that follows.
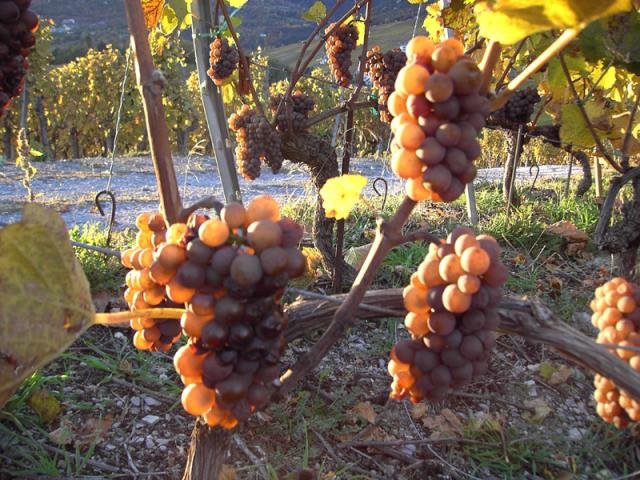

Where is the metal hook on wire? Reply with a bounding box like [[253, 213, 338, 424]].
[[372, 177, 388, 212], [94, 190, 116, 247], [527, 162, 540, 196]]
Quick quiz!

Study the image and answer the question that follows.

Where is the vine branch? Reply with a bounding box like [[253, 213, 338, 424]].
[[273, 0, 370, 126], [495, 39, 526, 91], [304, 99, 376, 128], [277, 196, 417, 396], [346, 0, 372, 105], [491, 28, 581, 111], [558, 53, 623, 173], [479, 41, 502, 95]]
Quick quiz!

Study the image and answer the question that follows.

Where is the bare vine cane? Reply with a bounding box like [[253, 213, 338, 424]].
[[283, 289, 640, 401]]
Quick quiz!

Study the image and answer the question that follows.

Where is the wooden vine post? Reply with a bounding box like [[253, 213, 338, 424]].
[[123, 0, 182, 224]]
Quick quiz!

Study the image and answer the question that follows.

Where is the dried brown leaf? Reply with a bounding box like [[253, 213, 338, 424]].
[[351, 401, 377, 424], [546, 221, 589, 243]]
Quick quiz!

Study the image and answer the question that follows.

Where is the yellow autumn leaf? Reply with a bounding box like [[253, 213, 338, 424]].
[[0, 205, 95, 407], [141, 0, 165, 30], [474, 0, 633, 44], [343, 15, 365, 47], [227, 0, 249, 8], [302, 0, 327, 23], [320, 174, 367, 220]]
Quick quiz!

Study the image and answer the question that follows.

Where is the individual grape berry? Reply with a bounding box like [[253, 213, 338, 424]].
[[325, 21, 358, 87], [207, 37, 239, 85], [388, 36, 491, 204], [590, 277, 640, 428], [389, 228, 507, 403]]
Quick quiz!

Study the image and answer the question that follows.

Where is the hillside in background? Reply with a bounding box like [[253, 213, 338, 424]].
[[31, 0, 420, 62]]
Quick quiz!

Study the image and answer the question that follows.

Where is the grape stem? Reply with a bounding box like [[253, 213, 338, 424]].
[[494, 39, 526, 92], [94, 308, 186, 325], [490, 28, 581, 112], [558, 53, 623, 173], [278, 196, 417, 396]]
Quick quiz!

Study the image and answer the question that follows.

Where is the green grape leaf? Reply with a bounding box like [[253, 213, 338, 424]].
[[0, 205, 95, 408], [559, 101, 609, 148], [160, 5, 179, 34], [226, 0, 248, 8], [474, 0, 633, 45], [302, 0, 326, 23]]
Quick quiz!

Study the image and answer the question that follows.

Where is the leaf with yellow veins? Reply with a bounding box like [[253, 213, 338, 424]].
[[474, 0, 633, 44], [0, 204, 95, 407], [320, 174, 367, 220]]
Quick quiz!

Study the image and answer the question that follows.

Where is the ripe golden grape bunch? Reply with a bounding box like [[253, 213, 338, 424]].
[[121, 195, 307, 428], [325, 21, 358, 87], [228, 105, 284, 180], [388, 36, 491, 203], [207, 36, 239, 85], [591, 277, 640, 428], [389, 227, 507, 402], [0, 0, 39, 116], [366, 46, 406, 123]]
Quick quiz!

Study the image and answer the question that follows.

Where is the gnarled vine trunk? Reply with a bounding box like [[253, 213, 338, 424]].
[[280, 130, 356, 280]]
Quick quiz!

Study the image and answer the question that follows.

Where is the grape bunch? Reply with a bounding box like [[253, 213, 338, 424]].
[[269, 91, 315, 132], [387, 36, 491, 203], [207, 37, 239, 86], [490, 87, 540, 128], [0, 0, 39, 116], [121, 212, 184, 352], [325, 22, 358, 87], [366, 46, 406, 123], [122, 195, 307, 428], [388, 227, 508, 403], [228, 105, 284, 180], [590, 277, 640, 428]]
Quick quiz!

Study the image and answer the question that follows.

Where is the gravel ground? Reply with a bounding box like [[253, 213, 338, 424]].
[[0, 156, 579, 227]]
